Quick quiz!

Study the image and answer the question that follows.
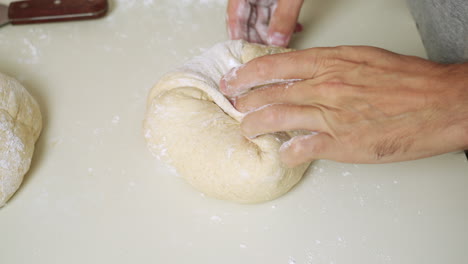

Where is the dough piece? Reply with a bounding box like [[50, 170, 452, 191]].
[[0, 73, 42, 207], [143, 40, 310, 203]]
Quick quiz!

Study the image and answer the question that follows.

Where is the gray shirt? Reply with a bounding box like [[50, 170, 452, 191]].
[[407, 0, 468, 63]]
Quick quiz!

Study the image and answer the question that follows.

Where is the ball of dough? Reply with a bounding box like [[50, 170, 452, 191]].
[[0, 73, 42, 207], [143, 40, 311, 203]]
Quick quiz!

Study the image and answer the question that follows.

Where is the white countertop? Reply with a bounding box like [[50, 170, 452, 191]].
[[0, 0, 467, 263]]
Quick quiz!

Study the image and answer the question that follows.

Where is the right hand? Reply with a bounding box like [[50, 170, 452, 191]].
[[220, 46, 468, 167], [226, 0, 304, 47]]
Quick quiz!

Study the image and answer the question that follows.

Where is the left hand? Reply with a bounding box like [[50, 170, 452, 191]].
[[220, 46, 468, 167], [226, 0, 304, 47]]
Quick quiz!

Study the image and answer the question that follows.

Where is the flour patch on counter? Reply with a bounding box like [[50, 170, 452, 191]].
[[210, 215, 222, 223], [111, 115, 120, 124], [143, 0, 154, 6], [342, 171, 352, 177], [288, 256, 297, 264], [18, 38, 40, 64]]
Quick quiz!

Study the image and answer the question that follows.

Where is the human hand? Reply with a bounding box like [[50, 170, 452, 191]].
[[226, 0, 304, 47], [220, 46, 468, 167]]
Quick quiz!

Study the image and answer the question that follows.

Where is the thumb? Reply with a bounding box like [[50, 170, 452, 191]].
[[267, 0, 304, 47]]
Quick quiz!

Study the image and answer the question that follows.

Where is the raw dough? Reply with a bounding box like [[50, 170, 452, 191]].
[[0, 73, 42, 207], [143, 40, 310, 203]]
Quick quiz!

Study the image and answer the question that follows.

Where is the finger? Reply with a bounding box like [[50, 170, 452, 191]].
[[247, 5, 264, 43], [240, 104, 327, 138], [253, 4, 270, 43], [227, 0, 251, 40], [279, 133, 336, 167], [220, 45, 394, 97], [267, 0, 304, 47], [233, 76, 359, 113], [220, 48, 337, 97], [234, 80, 304, 112]]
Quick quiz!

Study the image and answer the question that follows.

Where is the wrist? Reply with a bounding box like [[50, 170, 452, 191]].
[[444, 63, 468, 149]]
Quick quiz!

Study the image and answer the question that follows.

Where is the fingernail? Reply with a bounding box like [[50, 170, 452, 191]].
[[220, 66, 241, 96], [240, 120, 256, 139], [294, 23, 303, 33], [279, 138, 299, 168], [268, 32, 290, 47], [232, 97, 249, 113], [279, 137, 295, 153], [245, 131, 262, 140], [228, 97, 236, 106], [219, 77, 227, 93]]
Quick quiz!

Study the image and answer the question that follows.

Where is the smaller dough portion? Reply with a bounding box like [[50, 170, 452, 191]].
[[144, 40, 311, 203], [0, 73, 42, 207]]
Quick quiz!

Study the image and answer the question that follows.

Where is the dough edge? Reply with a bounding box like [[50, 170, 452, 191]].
[[0, 72, 42, 207]]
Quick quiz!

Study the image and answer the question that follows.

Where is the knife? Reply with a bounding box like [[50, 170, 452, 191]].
[[0, 0, 108, 27]]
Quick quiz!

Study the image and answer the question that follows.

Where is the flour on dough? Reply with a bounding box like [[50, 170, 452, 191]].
[[143, 40, 311, 203], [0, 73, 42, 207]]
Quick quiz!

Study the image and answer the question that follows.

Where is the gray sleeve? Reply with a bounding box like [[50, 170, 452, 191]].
[[407, 0, 468, 64]]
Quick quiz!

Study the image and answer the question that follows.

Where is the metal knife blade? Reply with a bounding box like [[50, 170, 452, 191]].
[[0, 0, 108, 27]]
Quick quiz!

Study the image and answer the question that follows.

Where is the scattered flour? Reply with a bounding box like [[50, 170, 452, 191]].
[[210, 215, 222, 222], [288, 256, 297, 264], [111, 115, 120, 124]]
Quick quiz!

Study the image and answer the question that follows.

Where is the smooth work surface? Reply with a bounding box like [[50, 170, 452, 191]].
[[0, 0, 467, 263]]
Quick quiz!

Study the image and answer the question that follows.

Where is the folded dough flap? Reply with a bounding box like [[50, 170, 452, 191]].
[[149, 40, 292, 123]]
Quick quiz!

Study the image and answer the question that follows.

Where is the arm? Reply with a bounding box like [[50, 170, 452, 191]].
[[220, 46, 468, 167]]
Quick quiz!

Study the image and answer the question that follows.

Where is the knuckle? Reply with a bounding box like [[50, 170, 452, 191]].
[[310, 82, 327, 97], [307, 140, 326, 155], [314, 82, 340, 99], [251, 58, 272, 80], [283, 54, 300, 66], [260, 106, 283, 126], [325, 75, 346, 85], [334, 45, 353, 54]]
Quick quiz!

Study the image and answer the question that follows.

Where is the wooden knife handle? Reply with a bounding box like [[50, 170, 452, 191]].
[[9, 0, 108, 25]]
